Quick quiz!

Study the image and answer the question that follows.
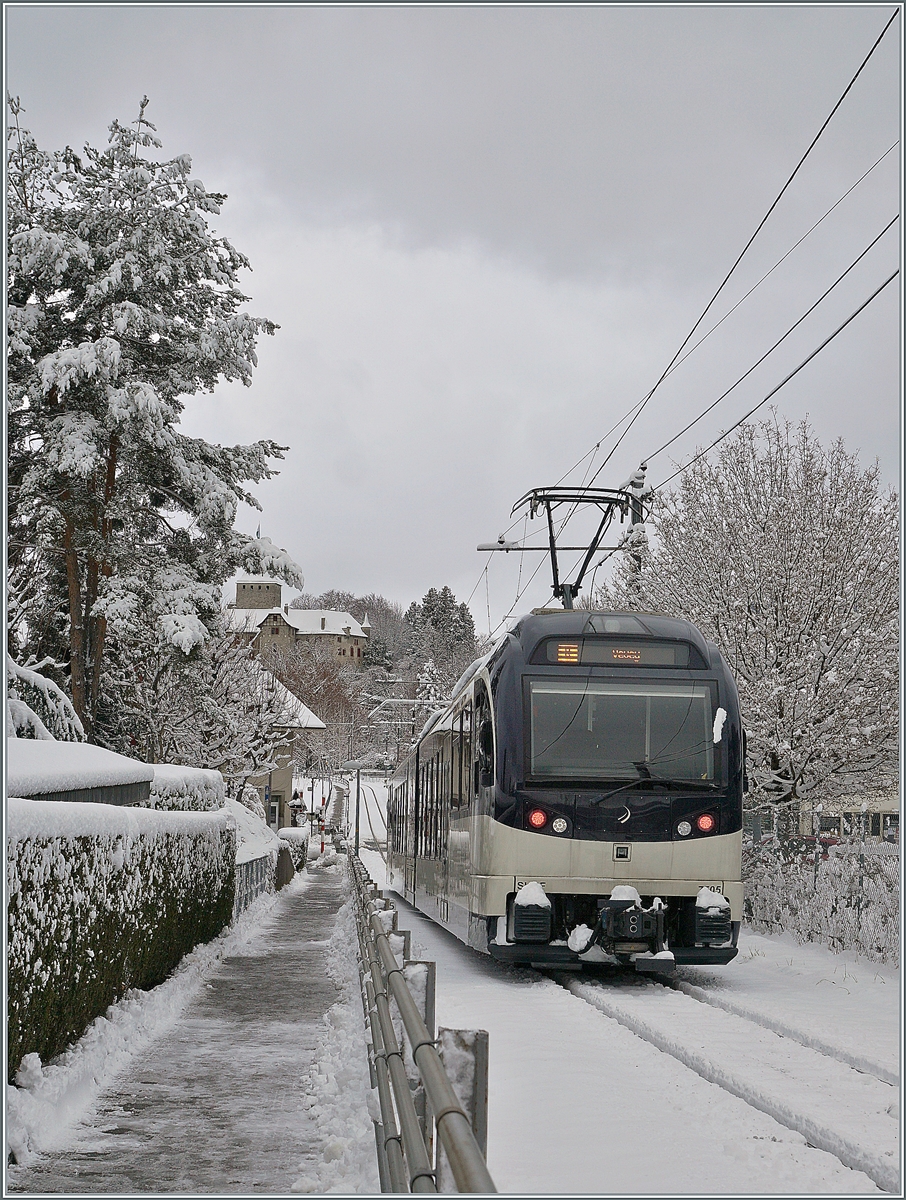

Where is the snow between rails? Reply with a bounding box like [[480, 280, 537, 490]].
[[564, 977, 899, 1193]]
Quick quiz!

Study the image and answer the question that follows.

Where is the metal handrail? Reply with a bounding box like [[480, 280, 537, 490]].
[[350, 855, 497, 1194]]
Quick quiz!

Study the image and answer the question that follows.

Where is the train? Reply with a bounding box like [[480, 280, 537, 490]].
[[386, 608, 744, 974]]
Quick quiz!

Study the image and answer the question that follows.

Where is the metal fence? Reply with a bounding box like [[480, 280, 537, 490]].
[[232, 852, 275, 921], [743, 829, 900, 965], [349, 854, 496, 1194]]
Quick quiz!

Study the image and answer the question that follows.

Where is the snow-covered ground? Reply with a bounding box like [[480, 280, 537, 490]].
[[361, 843, 900, 1194], [355, 776, 901, 1195], [6, 771, 901, 1194], [7, 886, 284, 1165]]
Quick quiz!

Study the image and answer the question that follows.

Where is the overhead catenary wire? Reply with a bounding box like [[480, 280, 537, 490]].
[[643, 215, 899, 464], [533, 137, 898, 521], [469, 7, 898, 632], [650, 141, 898, 396], [483, 194, 899, 605], [652, 270, 899, 492], [584, 5, 900, 486]]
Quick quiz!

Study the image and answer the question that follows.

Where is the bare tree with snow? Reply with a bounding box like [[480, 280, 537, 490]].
[[595, 416, 898, 815]]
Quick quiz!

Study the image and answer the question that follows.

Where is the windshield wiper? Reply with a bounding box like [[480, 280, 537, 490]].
[[593, 776, 720, 804]]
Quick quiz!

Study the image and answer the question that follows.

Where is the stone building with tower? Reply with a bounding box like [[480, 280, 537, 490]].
[[225, 578, 370, 662]]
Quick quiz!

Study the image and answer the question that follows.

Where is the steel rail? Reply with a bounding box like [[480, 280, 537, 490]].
[[350, 854, 497, 1194]]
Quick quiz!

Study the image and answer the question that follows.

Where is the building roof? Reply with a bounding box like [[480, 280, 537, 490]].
[[249, 664, 326, 729], [224, 606, 368, 639]]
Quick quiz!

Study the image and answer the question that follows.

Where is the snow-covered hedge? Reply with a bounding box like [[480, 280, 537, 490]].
[[143, 764, 226, 812], [277, 826, 309, 870], [743, 838, 899, 965], [6, 798, 235, 1081]]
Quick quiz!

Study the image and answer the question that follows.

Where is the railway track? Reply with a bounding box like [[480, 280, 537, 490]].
[[551, 970, 899, 1193]]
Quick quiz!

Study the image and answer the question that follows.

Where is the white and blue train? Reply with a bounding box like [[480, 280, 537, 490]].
[[387, 609, 744, 973]]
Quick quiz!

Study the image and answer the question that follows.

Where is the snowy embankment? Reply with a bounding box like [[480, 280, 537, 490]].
[[7, 887, 283, 1166], [360, 843, 896, 1195], [291, 890, 380, 1194]]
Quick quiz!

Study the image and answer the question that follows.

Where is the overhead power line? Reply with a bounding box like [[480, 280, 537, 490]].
[[652, 270, 899, 492], [588, 5, 902, 482], [541, 138, 896, 513], [644, 215, 898, 464]]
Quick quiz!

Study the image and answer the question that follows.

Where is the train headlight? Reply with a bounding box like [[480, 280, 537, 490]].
[[528, 808, 548, 829], [552, 816, 568, 834], [696, 813, 716, 833], [677, 820, 692, 837]]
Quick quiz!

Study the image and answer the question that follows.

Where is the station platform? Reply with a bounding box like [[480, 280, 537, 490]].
[[8, 866, 348, 1195]]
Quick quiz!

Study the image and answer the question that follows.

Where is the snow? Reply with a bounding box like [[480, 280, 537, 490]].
[[147, 763, 225, 811], [5, 793, 226, 843], [713, 705, 728, 742], [291, 893, 380, 1195], [6, 886, 283, 1165], [361, 840, 896, 1195], [610, 884, 643, 903], [6, 740, 154, 797], [223, 795, 281, 864], [678, 929, 900, 1085], [696, 884, 731, 909], [277, 826, 310, 845], [307, 845, 340, 870], [567, 924, 594, 951], [514, 880, 550, 907]]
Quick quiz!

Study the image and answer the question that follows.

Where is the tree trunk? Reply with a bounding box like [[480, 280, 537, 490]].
[[63, 517, 90, 737], [88, 434, 118, 715]]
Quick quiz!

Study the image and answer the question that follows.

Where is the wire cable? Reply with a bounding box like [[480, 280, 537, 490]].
[[652, 269, 898, 492], [654, 141, 898, 391], [586, 6, 900, 485], [644, 215, 898, 463], [466, 142, 896, 607], [538, 138, 897, 519]]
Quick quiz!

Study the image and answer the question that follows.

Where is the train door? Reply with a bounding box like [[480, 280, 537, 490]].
[[405, 754, 418, 900], [437, 737, 450, 923]]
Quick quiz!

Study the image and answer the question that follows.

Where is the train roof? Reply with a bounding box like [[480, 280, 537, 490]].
[[510, 609, 713, 661]]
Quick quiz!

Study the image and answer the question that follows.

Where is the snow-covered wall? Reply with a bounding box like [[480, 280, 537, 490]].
[[277, 826, 309, 871], [6, 798, 236, 1080], [7, 740, 154, 797]]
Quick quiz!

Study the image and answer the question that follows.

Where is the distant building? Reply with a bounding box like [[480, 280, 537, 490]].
[[225, 578, 370, 663], [244, 669, 326, 831]]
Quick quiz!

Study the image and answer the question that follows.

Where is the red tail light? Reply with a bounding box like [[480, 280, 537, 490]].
[[696, 813, 716, 833], [528, 808, 548, 829]]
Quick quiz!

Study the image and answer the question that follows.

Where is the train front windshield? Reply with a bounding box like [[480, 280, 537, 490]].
[[528, 678, 715, 781]]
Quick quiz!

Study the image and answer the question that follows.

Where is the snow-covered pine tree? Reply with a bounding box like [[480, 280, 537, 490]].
[[595, 416, 899, 813], [7, 97, 303, 739], [405, 586, 478, 690]]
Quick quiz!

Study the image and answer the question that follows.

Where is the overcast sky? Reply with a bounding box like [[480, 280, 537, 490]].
[[6, 4, 901, 632]]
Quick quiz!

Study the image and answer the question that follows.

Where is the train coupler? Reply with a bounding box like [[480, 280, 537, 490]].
[[594, 888, 675, 974]]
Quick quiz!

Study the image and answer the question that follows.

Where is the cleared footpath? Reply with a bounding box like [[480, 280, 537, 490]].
[[8, 867, 346, 1195]]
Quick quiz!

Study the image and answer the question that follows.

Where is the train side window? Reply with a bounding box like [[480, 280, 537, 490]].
[[474, 685, 493, 791], [461, 704, 472, 805]]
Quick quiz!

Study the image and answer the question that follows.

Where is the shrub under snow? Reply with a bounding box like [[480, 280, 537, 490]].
[[143, 763, 226, 812], [744, 838, 899, 964], [6, 797, 235, 1082]]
